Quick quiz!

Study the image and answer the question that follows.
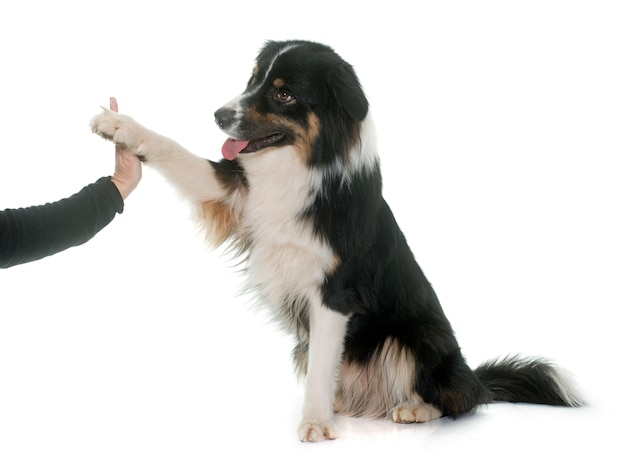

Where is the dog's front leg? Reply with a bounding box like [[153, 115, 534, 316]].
[[298, 300, 349, 442], [90, 108, 227, 203]]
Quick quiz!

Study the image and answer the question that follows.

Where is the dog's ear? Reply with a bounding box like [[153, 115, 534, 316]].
[[326, 63, 369, 121]]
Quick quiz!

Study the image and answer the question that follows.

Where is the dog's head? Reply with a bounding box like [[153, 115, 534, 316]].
[[215, 40, 370, 168]]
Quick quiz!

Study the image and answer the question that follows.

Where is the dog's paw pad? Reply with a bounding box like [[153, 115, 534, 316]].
[[391, 402, 442, 424], [298, 419, 339, 442]]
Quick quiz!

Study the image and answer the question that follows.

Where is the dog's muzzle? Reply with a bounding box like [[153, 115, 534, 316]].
[[215, 107, 236, 131]]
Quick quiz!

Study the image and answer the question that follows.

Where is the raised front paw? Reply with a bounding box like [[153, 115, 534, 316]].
[[298, 419, 339, 442], [90, 108, 144, 153]]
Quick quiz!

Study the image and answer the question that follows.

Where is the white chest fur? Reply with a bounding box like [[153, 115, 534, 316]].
[[238, 147, 337, 326]]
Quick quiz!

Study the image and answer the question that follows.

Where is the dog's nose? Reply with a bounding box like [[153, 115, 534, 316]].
[[214, 108, 236, 130]]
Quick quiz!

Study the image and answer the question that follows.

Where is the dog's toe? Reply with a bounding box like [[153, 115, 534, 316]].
[[90, 110, 117, 139], [298, 419, 339, 442], [391, 402, 442, 424], [90, 109, 143, 152]]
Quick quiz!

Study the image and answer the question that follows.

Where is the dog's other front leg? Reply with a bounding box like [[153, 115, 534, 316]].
[[298, 300, 348, 442]]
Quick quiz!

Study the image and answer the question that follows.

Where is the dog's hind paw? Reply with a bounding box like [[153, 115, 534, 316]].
[[391, 402, 442, 424], [298, 419, 339, 442]]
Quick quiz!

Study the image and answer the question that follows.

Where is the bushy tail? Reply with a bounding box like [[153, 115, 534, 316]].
[[474, 355, 585, 407]]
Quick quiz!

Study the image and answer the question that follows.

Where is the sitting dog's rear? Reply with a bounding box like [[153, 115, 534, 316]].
[[91, 40, 583, 442]]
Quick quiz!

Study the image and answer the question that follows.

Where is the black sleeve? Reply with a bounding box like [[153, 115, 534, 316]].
[[0, 177, 124, 268]]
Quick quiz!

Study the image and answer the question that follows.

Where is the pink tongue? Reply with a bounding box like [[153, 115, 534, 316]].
[[222, 138, 250, 160]]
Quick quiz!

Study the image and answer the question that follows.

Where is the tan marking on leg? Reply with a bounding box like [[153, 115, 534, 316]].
[[197, 200, 239, 246]]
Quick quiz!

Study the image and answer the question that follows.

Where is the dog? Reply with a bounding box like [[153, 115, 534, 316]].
[[90, 40, 584, 442]]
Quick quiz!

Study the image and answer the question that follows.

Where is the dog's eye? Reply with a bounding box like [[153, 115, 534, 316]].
[[275, 90, 294, 103]]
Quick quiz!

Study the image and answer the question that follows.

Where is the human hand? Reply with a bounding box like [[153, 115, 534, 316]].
[[109, 97, 142, 200]]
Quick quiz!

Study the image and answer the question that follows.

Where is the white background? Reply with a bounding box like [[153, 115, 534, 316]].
[[1, 1, 624, 454]]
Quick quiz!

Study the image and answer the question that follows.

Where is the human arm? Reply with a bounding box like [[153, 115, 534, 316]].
[[0, 97, 141, 268], [0, 177, 124, 268]]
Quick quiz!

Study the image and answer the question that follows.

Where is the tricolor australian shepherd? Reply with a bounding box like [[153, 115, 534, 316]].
[[91, 40, 583, 442]]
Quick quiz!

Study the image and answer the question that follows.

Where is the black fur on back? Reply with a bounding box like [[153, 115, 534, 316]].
[[305, 164, 492, 417]]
